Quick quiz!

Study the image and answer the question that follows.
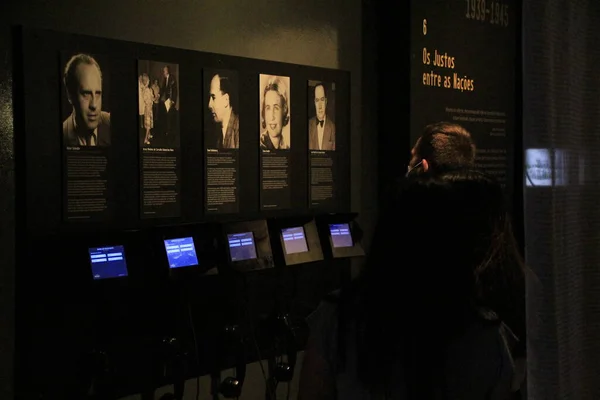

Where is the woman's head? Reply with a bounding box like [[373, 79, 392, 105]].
[[261, 76, 290, 138]]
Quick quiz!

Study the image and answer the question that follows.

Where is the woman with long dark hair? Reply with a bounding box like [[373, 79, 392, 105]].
[[298, 168, 526, 399]]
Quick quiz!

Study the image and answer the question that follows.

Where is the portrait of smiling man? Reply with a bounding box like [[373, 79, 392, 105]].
[[62, 53, 111, 147], [206, 70, 239, 149]]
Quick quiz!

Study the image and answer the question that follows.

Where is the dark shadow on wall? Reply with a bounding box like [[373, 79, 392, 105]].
[[337, 0, 379, 257], [371, 0, 411, 224], [0, 21, 15, 400], [355, 0, 379, 253]]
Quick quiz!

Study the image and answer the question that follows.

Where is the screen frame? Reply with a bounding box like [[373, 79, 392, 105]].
[[328, 223, 354, 249], [226, 231, 259, 263], [316, 213, 365, 259], [327, 220, 364, 258], [160, 223, 220, 279], [163, 236, 200, 270], [281, 226, 310, 255], [221, 220, 274, 272], [67, 229, 147, 287], [272, 218, 324, 266], [88, 244, 129, 281]]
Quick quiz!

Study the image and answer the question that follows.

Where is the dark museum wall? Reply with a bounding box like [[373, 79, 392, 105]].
[[0, 0, 378, 398]]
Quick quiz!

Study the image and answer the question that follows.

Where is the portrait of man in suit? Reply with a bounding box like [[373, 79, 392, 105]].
[[62, 53, 111, 147], [308, 81, 336, 151], [138, 60, 180, 148], [160, 64, 180, 145], [205, 70, 239, 149]]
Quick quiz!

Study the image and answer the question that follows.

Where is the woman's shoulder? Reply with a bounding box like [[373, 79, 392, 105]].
[[444, 319, 515, 398], [448, 317, 512, 357]]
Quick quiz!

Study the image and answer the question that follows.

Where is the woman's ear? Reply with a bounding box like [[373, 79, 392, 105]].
[[422, 159, 429, 172]]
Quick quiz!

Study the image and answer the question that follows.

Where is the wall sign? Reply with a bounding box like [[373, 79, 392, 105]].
[[410, 0, 515, 197]]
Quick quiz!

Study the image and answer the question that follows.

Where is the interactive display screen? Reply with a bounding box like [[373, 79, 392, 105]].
[[227, 232, 258, 261], [281, 226, 309, 254], [164, 237, 199, 269], [329, 223, 353, 248], [88, 245, 128, 280]]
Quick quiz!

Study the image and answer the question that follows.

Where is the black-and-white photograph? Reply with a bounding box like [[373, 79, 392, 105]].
[[203, 69, 240, 150], [60, 52, 111, 147], [259, 74, 291, 150], [308, 80, 336, 151], [138, 60, 180, 148]]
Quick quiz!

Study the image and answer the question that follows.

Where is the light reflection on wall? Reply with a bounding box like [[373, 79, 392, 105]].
[[525, 148, 584, 187], [0, 75, 12, 162], [243, 26, 339, 68]]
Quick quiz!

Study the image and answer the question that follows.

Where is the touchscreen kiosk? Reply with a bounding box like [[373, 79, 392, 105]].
[[160, 223, 220, 278], [164, 237, 199, 269], [281, 227, 309, 254], [227, 232, 258, 262], [316, 214, 365, 259], [88, 245, 128, 280], [222, 220, 274, 272], [270, 218, 324, 266], [329, 223, 353, 248]]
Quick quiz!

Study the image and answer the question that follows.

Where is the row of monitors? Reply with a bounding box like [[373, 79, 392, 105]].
[[88, 219, 362, 281]]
